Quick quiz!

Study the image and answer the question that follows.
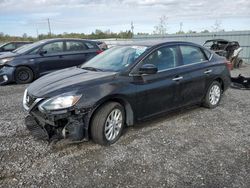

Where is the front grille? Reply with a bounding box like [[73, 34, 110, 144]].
[[26, 93, 37, 107]]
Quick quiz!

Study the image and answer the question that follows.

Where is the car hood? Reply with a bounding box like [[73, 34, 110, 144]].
[[0, 52, 9, 56], [28, 67, 117, 98], [0, 52, 18, 59]]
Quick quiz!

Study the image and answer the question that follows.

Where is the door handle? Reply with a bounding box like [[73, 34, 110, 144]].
[[172, 76, 183, 81], [204, 69, 212, 74]]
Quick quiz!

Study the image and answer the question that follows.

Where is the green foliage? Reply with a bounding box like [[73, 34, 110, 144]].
[[201, 30, 210, 33], [176, 31, 185, 34], [0, 30, 133, 43], [0, 32, 35, 42]]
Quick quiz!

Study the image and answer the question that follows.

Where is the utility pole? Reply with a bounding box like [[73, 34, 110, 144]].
[[36, 28, 39, 39], [47, 18, 51, 35], [179, 22, 183, 32], [35, 24, 39, 39], [131, 21, 134, 38]]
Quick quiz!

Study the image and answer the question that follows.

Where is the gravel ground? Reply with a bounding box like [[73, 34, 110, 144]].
[[0, 65, 250, 188]]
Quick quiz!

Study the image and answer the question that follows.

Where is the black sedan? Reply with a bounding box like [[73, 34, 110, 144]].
[[0, 38, 102, 85], [23, 41, 231, 145], [0, 41, 32, 54]]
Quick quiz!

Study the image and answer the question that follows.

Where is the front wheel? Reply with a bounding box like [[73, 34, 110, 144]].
[[203, 81, 222, 108], [91, 102, 125, 145], [15, 66, 34, 84]]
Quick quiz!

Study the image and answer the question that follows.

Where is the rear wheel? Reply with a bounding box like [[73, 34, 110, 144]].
[[203, 81, 222, 108], [15, 66, 34, 84], [236, 59, 243, 68], [91, 102, 125, 145]]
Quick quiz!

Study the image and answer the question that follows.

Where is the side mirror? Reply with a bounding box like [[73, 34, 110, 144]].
[[39, 49, 47, 56], [139, 64, 158, 75]]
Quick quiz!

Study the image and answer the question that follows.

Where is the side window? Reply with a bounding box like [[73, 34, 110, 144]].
[[85, 42, 96, 49], [3, 43, 15, 51], [204, 49, 212, 60], [29, 48, 40, 55], [16, 43, 25, 48], [180, 46, 207, 65], [42, 42, 64, 54], [141, 46, 178, 71], [66, 41, 87, 52]]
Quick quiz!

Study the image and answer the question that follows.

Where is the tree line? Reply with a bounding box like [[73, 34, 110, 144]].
[[0, 29, 133, 42]]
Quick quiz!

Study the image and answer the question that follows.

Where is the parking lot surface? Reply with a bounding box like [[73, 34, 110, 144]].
[[0, 65, 250, 188]]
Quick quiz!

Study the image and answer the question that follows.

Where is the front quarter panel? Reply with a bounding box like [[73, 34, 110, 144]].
[[75, 75, 138, 122], [7, 55, 37, 70]]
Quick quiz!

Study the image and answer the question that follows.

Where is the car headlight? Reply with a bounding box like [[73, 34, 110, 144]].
[[0, 57, 14, 65], [38, 93, 82, 111]]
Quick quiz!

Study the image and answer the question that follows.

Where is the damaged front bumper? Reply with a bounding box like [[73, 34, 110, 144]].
[[0, 65, 15, 85], [231, 74, 250, 90], [23, 93, 90, 143]]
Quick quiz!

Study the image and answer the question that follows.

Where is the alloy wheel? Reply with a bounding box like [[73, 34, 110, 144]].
[[209, 85, 221, 105], [104, 108, 123, 141]]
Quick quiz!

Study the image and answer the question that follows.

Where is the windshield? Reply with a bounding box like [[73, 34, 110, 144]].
[[13, 41, 45, 54], [81, 46, 148, 72], [0, 43, 7, 48]]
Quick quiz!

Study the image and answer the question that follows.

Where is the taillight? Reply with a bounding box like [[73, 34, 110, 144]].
[[96, 50, 103, 54], [225, 60, 232, 70]]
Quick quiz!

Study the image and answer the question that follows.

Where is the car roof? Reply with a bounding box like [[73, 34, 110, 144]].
[[3, 41, 32, 44], [40, 38, 96, 43], [115, 40, 200, 47]]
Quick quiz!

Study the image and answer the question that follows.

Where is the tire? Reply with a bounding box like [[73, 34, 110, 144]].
[[203, 81, 222, 109], [237, 59, 243, 68], [91, 102, 125, 145], [15, 66, 34, 84]]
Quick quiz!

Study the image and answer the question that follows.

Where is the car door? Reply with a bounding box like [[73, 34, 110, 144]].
[[63, 41, 100, 67], [63, 40, 88, 67], [132, 45, 183, 119], [178, 45, 209, 106], [35, 41, 67, 75]]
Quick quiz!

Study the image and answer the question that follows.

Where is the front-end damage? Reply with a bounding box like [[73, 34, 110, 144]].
[[23, 91, 92, 143], [0, 65, 15, 85], [231, 74, 250, 90]]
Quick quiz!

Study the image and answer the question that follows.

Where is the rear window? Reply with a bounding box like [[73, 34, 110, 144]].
[[66, 41, 87, 52], [180, 45, 207, 65]]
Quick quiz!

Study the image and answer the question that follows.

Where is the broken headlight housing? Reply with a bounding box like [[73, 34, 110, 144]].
[[38, 93, 82, 111]]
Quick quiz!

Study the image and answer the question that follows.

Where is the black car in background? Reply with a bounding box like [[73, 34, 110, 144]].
[[0, 41, 32, 54], [0, 38, 102, 85], [23, 41, 231, 145]]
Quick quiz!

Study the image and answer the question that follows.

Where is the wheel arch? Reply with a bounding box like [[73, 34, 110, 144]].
[[89, 95, 135, 128], [14, 65, 35, 77], [203, 77, 225, 101], [214, 77, 225, 92], [14, 65, 36, 83]]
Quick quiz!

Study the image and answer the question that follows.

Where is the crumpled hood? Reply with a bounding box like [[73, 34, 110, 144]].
[[27, 67, 117, 98], [0, 52, 9, 56]]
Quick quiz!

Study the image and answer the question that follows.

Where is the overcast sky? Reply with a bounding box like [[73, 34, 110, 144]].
[[0, 0, 250, 36]]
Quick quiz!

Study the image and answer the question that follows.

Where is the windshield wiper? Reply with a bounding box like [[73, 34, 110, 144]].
[[82, 67, 104, 72]]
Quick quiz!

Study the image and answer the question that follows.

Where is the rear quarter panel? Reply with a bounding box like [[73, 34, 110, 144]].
[[205, 55, 231, 92]]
